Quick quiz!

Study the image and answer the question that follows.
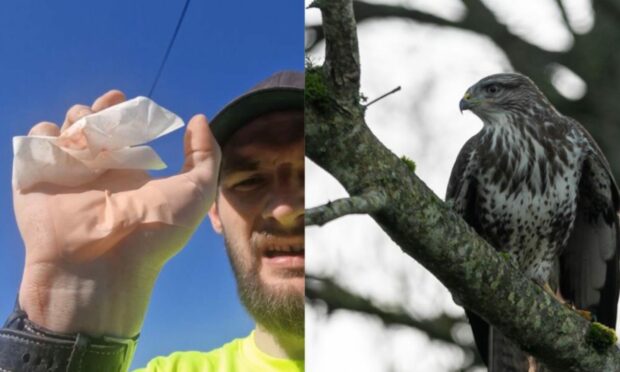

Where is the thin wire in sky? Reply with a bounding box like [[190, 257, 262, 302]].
[[148, 0, 191, 97]]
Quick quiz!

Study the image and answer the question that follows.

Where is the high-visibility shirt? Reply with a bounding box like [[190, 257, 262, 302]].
[[134, 332, 304, 372]]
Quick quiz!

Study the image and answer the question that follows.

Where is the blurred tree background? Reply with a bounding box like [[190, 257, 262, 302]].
[[305, 1, 619, 371]]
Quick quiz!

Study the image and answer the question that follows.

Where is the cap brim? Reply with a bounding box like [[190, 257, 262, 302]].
[[210, 87, 303, 146]]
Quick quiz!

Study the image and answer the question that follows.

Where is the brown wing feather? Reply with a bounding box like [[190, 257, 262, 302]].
[[446, 133, 492, 364], [560, 145, 620, 328]]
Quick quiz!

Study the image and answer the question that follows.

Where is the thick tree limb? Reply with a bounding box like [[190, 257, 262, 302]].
[[305, 191, 387, 226], [310, 0, 360, 100], [306, 0, 620, 370]]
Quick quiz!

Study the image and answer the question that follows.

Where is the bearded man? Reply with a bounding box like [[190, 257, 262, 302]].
[[0, 71, 304, 372]]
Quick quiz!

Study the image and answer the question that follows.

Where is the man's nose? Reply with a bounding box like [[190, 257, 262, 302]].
[[262, 188, 304, 229]]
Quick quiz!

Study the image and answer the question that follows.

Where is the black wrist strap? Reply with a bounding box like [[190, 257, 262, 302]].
[[0, 303, 137, 372]]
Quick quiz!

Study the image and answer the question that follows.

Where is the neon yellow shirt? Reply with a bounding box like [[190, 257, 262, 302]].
[[134, 332, 304, 372]]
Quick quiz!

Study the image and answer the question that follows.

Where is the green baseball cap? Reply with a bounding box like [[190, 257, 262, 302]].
[[210, 70, 304, 146]]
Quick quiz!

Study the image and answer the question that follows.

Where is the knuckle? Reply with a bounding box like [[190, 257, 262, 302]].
[[28, 121, 58, 135], [66, 104, 90, 120]]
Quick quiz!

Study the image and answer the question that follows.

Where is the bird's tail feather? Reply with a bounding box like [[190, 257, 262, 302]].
[[489, 326, 530, 372]]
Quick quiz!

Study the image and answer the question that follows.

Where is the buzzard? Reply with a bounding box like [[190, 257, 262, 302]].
[[446, 73, 620, 371]]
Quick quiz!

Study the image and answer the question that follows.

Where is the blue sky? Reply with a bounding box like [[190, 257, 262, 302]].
[[0, 1, 303, 369]]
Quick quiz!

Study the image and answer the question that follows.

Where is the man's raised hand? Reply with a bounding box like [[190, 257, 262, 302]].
[[14, 90, 220, 337]]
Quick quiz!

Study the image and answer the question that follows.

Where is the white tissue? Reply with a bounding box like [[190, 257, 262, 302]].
[[13, 96, 184, 190]]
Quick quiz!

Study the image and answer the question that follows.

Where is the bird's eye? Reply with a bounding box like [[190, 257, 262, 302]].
[[486, 84, 500, 94]]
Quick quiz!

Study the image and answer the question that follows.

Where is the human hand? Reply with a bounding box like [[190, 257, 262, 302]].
[[13, 90, 220, 337]]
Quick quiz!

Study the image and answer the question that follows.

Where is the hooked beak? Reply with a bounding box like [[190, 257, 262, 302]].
[[459, 91, 473, 113]]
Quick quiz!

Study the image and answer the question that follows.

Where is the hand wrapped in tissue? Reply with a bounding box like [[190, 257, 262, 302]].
[[12, 90, 221, 338]]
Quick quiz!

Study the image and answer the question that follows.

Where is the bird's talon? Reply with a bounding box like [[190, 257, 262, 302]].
[[541, 283, 556, 297], [576, 309, 593, 322]]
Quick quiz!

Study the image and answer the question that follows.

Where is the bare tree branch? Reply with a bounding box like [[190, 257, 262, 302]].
[[554, 0, 575, 35], [352, 1, 455, 26], [365, 86, 401, 107], [306, 0, 620, 370], [305, 24, 324, 51], [306, 275, 484, 369], [307, 275, 485, 370], [305, 1, 454, 52], [307, 275, 463, 344], [305, 190, 387, 227], [357, 0, 569, 98]]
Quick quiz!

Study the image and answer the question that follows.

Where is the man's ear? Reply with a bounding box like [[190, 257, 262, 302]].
[[208, 202, 223, 234]]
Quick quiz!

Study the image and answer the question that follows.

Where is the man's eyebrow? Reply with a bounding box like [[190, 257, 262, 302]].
[[221, 155, 261, 174]]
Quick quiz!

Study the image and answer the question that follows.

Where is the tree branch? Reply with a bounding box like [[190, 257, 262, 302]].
[[306, 0, 620, 370], [305, 190, 387, 226], [554, 0, 575, 35], [307, 275, 485, 369], [305, 1, 453, 53], [307, 275, 464, 344], [305, 24, 324, 51], [307, 275, 485, 370], [310, 0, 360, 100], [365, 86, 401, 107]]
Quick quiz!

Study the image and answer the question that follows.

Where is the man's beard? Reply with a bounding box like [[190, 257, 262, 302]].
[[224, 233, 304, 338]]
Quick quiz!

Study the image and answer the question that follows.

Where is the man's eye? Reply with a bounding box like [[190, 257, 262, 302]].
[[486, 84, 500, 94], [232, 177, 265, 191]]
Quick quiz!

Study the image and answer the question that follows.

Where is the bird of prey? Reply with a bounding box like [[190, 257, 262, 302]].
[[446, 72, 620, 371]]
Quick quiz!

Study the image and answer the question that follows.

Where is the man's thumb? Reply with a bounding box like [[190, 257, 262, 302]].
[[181, 114, 221, 187]]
